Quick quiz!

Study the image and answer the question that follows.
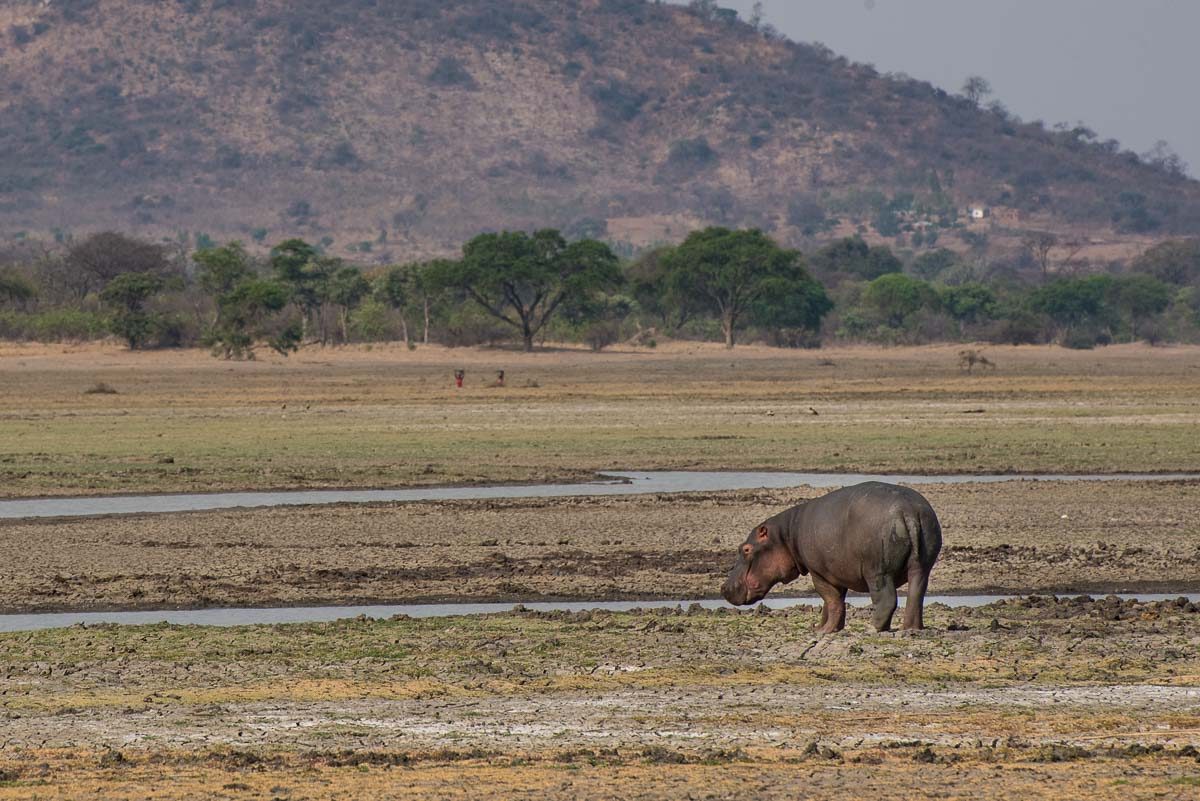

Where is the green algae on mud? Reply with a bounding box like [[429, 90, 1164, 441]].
[[2, 597, 1198, 713]]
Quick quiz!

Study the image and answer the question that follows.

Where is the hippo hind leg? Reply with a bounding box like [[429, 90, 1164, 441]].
[[902, 565, 929, 630], [868, 574, 898, 632]]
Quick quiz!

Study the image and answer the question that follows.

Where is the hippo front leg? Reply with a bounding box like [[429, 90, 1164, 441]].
[[811, 574, 847, 634]]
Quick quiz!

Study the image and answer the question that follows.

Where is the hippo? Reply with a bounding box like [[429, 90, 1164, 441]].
[[721, 482, 942, 633]]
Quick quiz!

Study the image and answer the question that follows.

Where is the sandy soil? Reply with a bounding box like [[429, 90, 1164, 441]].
[[1, 480, 1197, 613], [1, 599, 1198, 799]]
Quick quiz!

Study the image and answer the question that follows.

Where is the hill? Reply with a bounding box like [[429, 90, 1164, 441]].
[[2, 0, 1199, 261]]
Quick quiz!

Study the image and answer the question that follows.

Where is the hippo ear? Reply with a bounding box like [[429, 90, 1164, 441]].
[[756, 525, 770, 541]]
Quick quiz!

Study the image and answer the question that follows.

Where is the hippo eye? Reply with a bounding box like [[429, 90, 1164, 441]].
[[741, 544, 753, 559]]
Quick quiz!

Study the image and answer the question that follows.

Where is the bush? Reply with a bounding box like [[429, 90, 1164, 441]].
[[589, 79, 647, 123], [1061, 327, 1108, 350], [348, 299, 401, 342], [428, 56, 477, 89], [581, 320, 622, 351], [666, 137, 718, 169], [0, 309, 108, 342], [441, 304, 512, 348], [38, 310, 107, 341]]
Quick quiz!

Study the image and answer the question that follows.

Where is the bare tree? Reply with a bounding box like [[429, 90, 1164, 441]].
[[1058, 237, 1089, 276], [63, 232, 170, 301], [1023, 231, 1058, 282], [961, 75, 992, 107]]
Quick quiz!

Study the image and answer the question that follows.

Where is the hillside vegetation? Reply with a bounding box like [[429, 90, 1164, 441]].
[[2, 0, 1199, 261]]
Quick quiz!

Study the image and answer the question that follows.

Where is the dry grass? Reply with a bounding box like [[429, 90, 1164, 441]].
[[2, 341, 1199, 497]]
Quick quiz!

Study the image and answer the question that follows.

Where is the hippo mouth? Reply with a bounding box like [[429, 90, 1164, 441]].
[[722, 578, 769, 607]]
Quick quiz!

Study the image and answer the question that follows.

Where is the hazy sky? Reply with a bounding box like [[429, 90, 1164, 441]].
[[671, 0, 1199, 176]]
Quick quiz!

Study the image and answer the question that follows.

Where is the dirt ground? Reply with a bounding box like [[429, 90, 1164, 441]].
[[2, 341, 1200, 496], [1, 598, 1198, 799], [1, 479, 1197, 612]]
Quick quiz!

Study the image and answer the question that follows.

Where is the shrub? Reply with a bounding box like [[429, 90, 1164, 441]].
[[428, 56, 477, 89], [589, 79, 648, 123], [666, 137, 718, 169], [41, 310, 107, 341]]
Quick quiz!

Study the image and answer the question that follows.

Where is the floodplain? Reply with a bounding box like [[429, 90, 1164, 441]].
[[1, 341, 1198, 798]]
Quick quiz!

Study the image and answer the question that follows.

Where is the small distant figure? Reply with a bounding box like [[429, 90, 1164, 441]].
[[489, 370, 506, 388], [454, 369, 465, 388], [958, 349, 996, 373]]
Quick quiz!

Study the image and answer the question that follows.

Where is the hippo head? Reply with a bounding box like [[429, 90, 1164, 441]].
[[721, 521, 804, 606]]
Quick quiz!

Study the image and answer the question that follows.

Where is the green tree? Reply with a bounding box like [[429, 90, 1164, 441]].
[[0, 270, 36, 307], [207, 278, 297, 359], [375, 265, 413, 346], [663, 227, 825, 348], [1109, 274, 1171, 339], [382, 260, 452, 346], [1028, 275, 1115, 340], [625, 246, 697, 331], [911, 249, 962, 281], [939, 283, 997, 325], [413, 260, 450, 345], [809, 236, 902, 282], [195, 241, 298, 358], [749, 272, 833, 345], [270, 239, 328, 339], [429, 230, 622, 352], [863, 273, 938, 328], [194, 242, 255, 331], [100, 272, 165, 349], [325, 265, 370, 343]]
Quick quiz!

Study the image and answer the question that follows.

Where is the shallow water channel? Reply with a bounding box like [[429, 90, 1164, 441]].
[[3, 470, 1197, 520], [3, 593, 1198, 634]]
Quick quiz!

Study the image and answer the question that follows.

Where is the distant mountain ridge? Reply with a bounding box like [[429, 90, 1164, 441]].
[[1, 0, 1198, 261]]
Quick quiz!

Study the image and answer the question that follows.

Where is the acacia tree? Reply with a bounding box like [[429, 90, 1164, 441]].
[[663, 227, 824, 348], [195, 241, 298, 359], [430, 230, 622, 352]]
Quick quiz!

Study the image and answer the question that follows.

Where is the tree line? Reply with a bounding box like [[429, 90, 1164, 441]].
[[1, 227, 1199, 354]]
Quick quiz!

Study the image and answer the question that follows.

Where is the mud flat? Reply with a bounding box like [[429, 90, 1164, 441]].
[[1, 479, 1197, 613], [1, 597, 1198, 799]]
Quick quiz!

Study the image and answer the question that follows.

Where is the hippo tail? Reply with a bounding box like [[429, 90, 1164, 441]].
[[904, 507, 942, 571]]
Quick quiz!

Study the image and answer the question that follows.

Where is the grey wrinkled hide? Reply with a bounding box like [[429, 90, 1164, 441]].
[[723, 482, 942, 632]]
